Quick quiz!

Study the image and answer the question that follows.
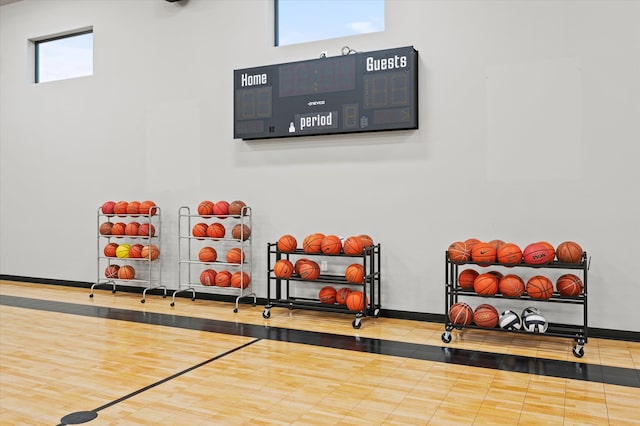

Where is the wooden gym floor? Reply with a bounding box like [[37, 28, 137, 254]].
[[1, 280, 639, 425]]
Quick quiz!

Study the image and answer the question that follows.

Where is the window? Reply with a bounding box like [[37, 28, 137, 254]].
[[34, 29, 93, 83], [275, 0, 384, 47]]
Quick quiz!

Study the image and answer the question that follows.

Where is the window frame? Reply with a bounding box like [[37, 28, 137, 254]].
[[33, 28, 94, 84]]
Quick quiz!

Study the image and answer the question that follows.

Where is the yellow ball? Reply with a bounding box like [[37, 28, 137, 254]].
[[116, 243, 130, 258]]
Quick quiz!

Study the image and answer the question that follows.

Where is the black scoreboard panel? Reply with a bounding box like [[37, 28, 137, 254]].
[[234, 46, 418, 140]]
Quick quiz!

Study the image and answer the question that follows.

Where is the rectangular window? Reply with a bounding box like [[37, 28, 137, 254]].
[[275, 0, 384, 47], [33, 29, 93, 83]]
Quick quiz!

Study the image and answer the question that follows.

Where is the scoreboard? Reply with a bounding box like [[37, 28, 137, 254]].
[[233, 46, 418, 140]]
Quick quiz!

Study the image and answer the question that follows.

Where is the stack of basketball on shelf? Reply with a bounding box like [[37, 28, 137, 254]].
[[194, 199, 250, 289], [447, 238, 585, 333], [273, 233, 373, 311]]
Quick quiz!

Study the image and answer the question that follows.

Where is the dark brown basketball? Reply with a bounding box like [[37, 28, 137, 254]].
[[448, 302, 473, 325], [556, 273, 584, 296], [556, 241, 583, 264], [473, 304, 499, 328]]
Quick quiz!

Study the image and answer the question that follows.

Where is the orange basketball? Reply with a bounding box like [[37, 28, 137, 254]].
[[226, 247, 245, 264], [294, 258, 313, 275], [110, 222, 126, 236], [497, 243, 523, 265], [298, 260, 320, 280], [118, 265, 135, 280], [526, 275, 554, 299], [231, 271, 251, 288], [335, 287, 352, 305], [345, 290, 368, 311], [101, 201, 116, 215], [206, 223, 226, 239], [345, 263, 364, 283], [471, 242, 497, 265], [141, 244, 160, 260], [489, 240, 505, 251], [448, 302, 473, 325], [124, 222, 140, 236], [458, 269, 479, 290], [319, 286, 337, 304], [473, 273, 499, 296], [448, 241, 470, 263], [104, 264, 120, 278], [343, 236, 364, 255], [197, 200, 215, 217], [231, 224, 250, 241], [556, 273, 584, 296], [138, 222, 156, 237], [464, 238, 481, 253], [139, 200, 157, 216], [473, 304, 499, 328], [214, 270, 232, 287], [99, 222, 113, 235], [198, 246, 217, 263], [114, 201, 129, 216], [274, 259, 294, 278], [523, 242, 555, 265], [277, 234, 298, 252], [358, 234, 374, 248], [228, 200, 247, 216], [192, 222, 208, 239], [129, 244, 144, 258], [499, 274, 525, 297], [200, 269, 217, 286], [126, 201, 140, 216], [321, 235, 342, 255], [556, 241, 583, 264], [213, 200, 230, 218], [303, 233, 325, 254], [103, 243, 118, 257], [487, 270, 503, 282]]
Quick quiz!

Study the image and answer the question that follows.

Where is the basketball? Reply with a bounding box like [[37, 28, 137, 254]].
[[448, 302, 473, 325], [499, 310, 522, 330], [124, 222, 140, 236], [274, 259, 294, 278], [206, 223, 226, 239], [335, 287, 352, 305], [556, 241, 583, 264], [473, 304, 499, 328], [231, 224, 250, 241], [110, 222, 126, 236], [303, 233, 325, 253], [523, 313, 548, 333], [321, 235, 342, 255], [319, 286, 337, 304], [141, 244, 160, 260], [138, 222, 156, 237], [499, 274, 525, 297], [489, 239, 505, 251], [114, 201, 129, 216], [471, 242, 497, 265], [523, 242, 555, 265], [200, 269, 217, 286], [458, 269, 479, 290], [345, 263, 364, 283], [197, 200, 215, 217], [497, 243, 523, 265], [129, 244, 144, 258], [192, 222, 208, 239], [139, 200, 157, 216], [298, 260, 320, 280], [231, 271, 251, 288], [126, 201, 140, 216], [343, 236, 364, 255], [277, 234, 298, 252], [294, 258, 313, 275], [487, 270, 503, 282], [473, 273, 499, 296], [345, 290, 368, 311], [99, 222, 113, 235], [226, 247, 245, 264], [214, 270, 232, 287], [101, 201, 115, 215], [213, 201, 230, 218], [103, 243, 118, 257], [198, 246, 217, 262], [526, 275, 554, 299], [118, 265, 135, 280], [448, 241, 470, 263], [104, 264, 120, 278], [358, 234, 374, 247], [228, 200, 247, 216], [115, 244, 130, 258], [556, 273, 584, 296], [464, 238, 481, 252]]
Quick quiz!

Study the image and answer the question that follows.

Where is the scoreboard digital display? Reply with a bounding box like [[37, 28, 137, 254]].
[[233, 46, 418, 140]]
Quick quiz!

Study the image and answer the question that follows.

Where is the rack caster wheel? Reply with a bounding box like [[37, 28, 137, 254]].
[[263, 310, 271, 319], [352, 318, 362, 329], [112, 289, 116, 294], [89, 294, 94, 298], [572, 345, 584, 358], [140, 299, 146, 304], [373, 308, 380, 318], [191, 297, 196, 302], [252, 302, 256, 307], [441, 332, 452, 343], [170, 302, 175, 307], [233, 308, 238, 313]]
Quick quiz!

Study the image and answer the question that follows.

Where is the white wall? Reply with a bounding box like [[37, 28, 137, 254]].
[[1, 0, 638, 331]]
